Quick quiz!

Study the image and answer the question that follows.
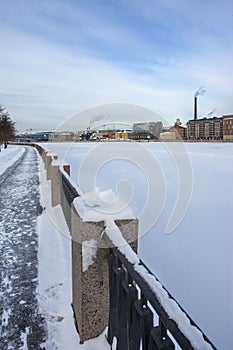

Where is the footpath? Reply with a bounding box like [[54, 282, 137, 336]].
[[0, 146, 46, 349]]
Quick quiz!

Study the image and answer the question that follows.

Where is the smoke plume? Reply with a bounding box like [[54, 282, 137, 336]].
[[89, 113, 110, 127], [194, 85, 206, 97], [207, 108, 216, 117]]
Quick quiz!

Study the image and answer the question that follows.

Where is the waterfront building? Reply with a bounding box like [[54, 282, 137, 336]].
[[186, 117, 222, 140]]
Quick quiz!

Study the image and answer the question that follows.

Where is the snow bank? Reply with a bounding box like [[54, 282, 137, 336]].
[[0, 145, 25, 176]]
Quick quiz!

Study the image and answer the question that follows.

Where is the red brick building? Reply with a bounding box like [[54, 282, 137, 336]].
[[170, 125, 187, 140], [223, 115, 233, 140]]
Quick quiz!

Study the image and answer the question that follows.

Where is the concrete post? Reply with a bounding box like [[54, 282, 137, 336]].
[[46, 154, 58, 180], [71, 203, 109, 343], [51, 164, 70, 207], [71, 202, 138, 343], [46, 155, 52, 180], [51, 164, 61, 207], [42, 150, 48, 165]]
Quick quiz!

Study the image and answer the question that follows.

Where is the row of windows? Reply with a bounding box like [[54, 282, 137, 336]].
[[223, 118, 233, 122]]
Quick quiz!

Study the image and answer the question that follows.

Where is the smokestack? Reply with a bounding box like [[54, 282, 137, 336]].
[[194, 96, 197, 120], [193, 86, 206, 120]]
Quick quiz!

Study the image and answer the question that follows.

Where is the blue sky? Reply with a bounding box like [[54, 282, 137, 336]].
[[0, 0, 233, 131]]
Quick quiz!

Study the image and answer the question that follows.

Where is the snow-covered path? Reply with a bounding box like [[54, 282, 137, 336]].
[[0, 145, 111, 350], [0, 146, 46, 349]]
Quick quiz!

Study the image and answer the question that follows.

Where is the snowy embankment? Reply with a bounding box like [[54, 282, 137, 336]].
[[0, 145, 25, 176], [41, 141, 233, 350], [0, 145, 110, 349]]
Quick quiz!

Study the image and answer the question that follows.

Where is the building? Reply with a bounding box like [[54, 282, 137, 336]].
[[50, 131, 78, 142], [16, 131, 53, 142], [132, 121, 163, 139], [170, 124, 187, 140], [186, 117, 223, 140], [222, 115, 233, 140], [115, 131, 130, 140], [159, 131, 176, 141]]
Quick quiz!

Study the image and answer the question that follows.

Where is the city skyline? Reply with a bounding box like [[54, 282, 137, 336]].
[[0, 0, 233, 132]]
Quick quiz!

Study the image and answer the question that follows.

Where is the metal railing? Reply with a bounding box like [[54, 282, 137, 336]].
[[60, 170, 80, 230], [104, 234, 217, 350], [61, 170, 79, 205]]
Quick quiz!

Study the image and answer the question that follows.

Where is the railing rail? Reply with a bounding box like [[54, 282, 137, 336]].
[[60, 169, 80, 231], [104, 233, 217, 350], [61, 170, 79, 205]]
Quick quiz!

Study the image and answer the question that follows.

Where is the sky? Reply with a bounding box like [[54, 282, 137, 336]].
[[0, 0, 233, 132]]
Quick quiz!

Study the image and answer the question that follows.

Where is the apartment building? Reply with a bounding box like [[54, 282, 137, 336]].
[[186, 117, 223, 140]]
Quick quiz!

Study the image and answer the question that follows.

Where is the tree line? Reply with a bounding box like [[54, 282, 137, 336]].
[[0, 105, 16, 150]]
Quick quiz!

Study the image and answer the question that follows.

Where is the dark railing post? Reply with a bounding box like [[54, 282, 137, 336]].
[[128, 283, 138, 349], [130, 299, 153, 350], [158, 319, 167, 340], [107, 251, 125, 346], [117, 278, 129, 350], [148, 326, 175, 350], [116, 279, 138, 350], [142, 305, 154, 350], [107, 251, 116, 346]]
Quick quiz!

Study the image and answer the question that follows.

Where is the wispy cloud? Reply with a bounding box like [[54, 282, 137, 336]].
[[0, 0, 232, 131]]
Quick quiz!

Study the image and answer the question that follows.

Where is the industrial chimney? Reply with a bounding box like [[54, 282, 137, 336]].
[[194, 86, 206, 120], [194, 96, 197, 120]]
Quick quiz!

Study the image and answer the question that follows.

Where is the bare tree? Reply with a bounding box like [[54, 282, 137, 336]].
[[0, 105, 16, 149]]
